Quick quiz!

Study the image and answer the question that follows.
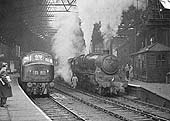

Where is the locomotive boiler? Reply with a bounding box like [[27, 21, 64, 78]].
[[19, 51, 55, 96], [69, 53, 128, 95]]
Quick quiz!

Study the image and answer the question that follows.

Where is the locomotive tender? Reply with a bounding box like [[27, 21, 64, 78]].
[[19, 51, 54, 96], [69, 53, 128, 95]]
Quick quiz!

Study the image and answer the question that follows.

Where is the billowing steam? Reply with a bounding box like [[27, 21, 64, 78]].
[[77, 0, 146, 51], [50, 13, 85, 82], [50, 0, 146, 83]]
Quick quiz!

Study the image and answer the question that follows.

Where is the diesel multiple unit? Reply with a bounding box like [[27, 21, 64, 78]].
[[19, 51, 54, 96]]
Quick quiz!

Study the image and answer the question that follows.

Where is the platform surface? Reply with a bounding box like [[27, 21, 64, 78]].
[[0, 74, 52, 121], [128, 79, 170, 101]]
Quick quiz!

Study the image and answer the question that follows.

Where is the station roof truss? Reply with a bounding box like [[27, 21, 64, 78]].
[[0, 0, 77, 46]]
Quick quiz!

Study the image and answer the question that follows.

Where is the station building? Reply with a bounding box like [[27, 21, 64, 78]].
[[131, 43, 170, 83]]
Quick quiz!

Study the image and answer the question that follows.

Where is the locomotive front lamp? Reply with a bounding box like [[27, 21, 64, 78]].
[[49, 82, 55, 87], [27, 82, 33, 87]]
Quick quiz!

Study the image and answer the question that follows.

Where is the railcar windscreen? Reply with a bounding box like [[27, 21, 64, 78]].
[[22, 56, 30, 64], [22, 53, 53, 65]]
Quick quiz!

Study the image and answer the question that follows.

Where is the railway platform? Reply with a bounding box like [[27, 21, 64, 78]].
[[0, 74, 52, 121], [128, 79, 170, 108]]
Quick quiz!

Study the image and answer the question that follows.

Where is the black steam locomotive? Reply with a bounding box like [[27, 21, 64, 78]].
[[19, 51, 54, 96], [69, 53, 128, 95]]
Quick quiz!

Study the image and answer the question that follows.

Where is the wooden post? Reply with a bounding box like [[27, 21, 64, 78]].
[[145, 53, 148, 82]]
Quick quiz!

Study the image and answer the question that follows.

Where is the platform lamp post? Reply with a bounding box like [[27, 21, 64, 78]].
[[134, 0, 139, 52], [16, 45, 20, 58]]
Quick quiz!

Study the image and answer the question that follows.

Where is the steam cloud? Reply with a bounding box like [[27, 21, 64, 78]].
[[50, 13, 85, 83], [50, 0, 146, 82], [77, 0, 146, 52]]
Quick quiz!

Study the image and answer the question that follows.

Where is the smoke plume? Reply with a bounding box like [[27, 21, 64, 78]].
[[50, 12, 85, 83], [77, 0, 146, 51], [50, 0, 146, 83]]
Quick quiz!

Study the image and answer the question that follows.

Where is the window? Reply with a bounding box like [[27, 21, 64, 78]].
[[94, 47, 103, 53], [168, 53, 170, 64], [156, 54, 166, 67]]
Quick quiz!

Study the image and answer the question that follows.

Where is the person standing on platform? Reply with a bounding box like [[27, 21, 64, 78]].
[[125, 64, 130, 81], [71, 74, 78, 89], [129, 64, 133, 81], [0, 62, 12, 107]]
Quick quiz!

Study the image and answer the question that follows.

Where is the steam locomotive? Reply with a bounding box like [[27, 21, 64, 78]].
[[68, 53, 128, 95], [19, 51, 54, 96]]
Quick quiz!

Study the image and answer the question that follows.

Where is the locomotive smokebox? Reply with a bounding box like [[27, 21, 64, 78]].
[[95, 54, 119, 75], [103, 49, 110, 54]]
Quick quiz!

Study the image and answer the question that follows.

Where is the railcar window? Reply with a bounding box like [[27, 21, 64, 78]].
[[22, 56, 30, 64], [45, 58, 53, 63], [34, 54, 43, 60], [22, 53, 53, 65], [32, 54, 52, 63]]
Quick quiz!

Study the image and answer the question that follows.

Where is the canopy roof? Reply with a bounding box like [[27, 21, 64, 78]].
[[131, 42, 170, 56]]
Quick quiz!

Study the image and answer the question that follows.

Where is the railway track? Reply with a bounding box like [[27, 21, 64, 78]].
[[107, 96, 170, 119], [32, 97, 86, 121], [54, 82, 170, 121], [50, 93, 122, 121], [121, 96, 170, 113], [32, 93, 122, 121]]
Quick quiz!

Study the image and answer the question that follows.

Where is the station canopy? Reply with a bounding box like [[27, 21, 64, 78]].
[[0, 0, 76, 46]]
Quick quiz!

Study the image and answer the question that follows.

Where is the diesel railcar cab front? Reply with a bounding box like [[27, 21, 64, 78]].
[[20, 51, 55, 96]]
